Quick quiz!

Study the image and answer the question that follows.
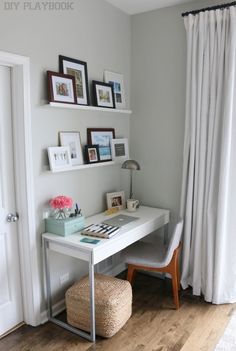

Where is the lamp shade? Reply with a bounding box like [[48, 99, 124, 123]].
[[121, 159, 140, 171]]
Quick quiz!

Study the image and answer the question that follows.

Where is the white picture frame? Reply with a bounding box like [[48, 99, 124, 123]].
[[111, 138, 129, 163], [47, 146, 72, 171], [106, 191, 126, 210], [59, 131, 84, 166], [104, 70, 126, 109]]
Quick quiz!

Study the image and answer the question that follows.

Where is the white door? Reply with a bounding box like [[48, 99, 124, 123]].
[[0, 66, 23, 335]]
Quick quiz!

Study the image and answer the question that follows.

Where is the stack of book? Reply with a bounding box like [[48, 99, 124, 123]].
[[81, 223, 120, 239]]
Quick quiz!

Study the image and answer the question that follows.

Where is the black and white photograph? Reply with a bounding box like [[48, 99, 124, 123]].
[[111, 138, 129, 163], [47, 146, 72, 171]]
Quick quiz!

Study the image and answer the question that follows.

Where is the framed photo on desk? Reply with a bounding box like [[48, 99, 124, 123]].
[[106, 191, 125, 210]]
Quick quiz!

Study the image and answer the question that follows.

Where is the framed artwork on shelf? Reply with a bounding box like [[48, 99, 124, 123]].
[[106, 191, 126, 210], [92, 80, 115, 108], [87, 128, 115, 162], [111, 138, 129, 163], [47, 71, 77, 104], [104, 70, 125, 109], [59, 55, 90, 105], [47, 146, 72, 171], [84, 145, 100, 164], [59, 131, 84, 166]]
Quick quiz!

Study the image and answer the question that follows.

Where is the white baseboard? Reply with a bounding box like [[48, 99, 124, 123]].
[[40, 299, 66, 324], [101, 262, 126, 276]]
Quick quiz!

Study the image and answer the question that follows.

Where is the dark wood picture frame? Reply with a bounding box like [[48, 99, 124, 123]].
[[59, 55, 90, 106], [92, 80, 115, 109], [84, 145, 100, 164], [47, 71, 77, 104], [87, 128, 115, 162]]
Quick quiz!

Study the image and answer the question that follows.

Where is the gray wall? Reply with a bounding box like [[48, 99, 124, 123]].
[[0, 0, 131, 311], [130, 0, 227, 221]]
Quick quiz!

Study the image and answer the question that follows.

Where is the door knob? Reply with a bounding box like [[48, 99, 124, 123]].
[[6, 212, 19, 222]]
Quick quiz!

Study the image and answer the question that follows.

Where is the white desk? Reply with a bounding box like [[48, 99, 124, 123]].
[[43, 206, 169, 342]]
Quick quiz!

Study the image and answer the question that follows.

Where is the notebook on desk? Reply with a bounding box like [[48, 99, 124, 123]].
[[81, 223, 120, 238], [103, 214, 139, 227]]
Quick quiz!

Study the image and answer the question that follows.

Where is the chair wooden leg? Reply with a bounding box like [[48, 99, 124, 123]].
[[171, 271, 180, 310], [176, 260, 181, 291], [177, 269, 181, 291], [127, 265, 136, 286]]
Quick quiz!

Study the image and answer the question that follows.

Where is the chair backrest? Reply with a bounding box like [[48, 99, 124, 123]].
[[164, 219, 183, 266]]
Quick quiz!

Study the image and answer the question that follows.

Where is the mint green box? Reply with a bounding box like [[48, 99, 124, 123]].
[[45, 216, 85, 236]]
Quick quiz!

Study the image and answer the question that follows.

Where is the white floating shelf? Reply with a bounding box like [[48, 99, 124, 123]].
[[49, 161, 117, 173], [49, 102, 132, 114]]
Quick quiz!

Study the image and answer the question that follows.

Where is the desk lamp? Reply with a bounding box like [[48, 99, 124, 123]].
[[121, 159, 140, 199]]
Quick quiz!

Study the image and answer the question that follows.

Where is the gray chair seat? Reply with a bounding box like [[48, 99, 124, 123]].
[[123, 237, 167, 268]]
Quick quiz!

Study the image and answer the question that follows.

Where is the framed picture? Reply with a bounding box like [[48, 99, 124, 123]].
[[111, 138, 129, 163], [84, 145, 100, 164], [59, 55, 90, 105], [47, 146, 72, 171], [106, 191, 125, 210], [104, 71, 125, 109], [92, 80, 115, 108], [87, 128, 115, 162], [47, 71, 77, 104], [59, 131, 84, 166]]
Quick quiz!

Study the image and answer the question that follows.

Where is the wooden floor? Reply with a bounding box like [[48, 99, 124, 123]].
[[0, 273, 234, 351]]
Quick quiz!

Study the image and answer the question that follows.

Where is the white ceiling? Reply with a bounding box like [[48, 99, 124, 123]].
[[105, 0, 198, 15]]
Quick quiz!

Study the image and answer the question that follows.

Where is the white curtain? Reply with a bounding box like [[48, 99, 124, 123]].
[[180, 7, 236, 304]]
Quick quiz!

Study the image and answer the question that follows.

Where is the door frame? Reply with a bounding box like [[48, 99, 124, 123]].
[[0, 51, 40, 326]]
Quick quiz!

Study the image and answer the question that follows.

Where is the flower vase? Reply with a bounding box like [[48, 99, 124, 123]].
[[53, 208, 70, 219]]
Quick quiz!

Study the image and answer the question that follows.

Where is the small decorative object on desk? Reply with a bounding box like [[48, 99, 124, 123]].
[[45, 196, 85, 236], [50, 195, 73, 219]]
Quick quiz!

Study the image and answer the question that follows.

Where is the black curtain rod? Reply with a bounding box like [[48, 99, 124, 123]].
[[182, 1, 236, 17]]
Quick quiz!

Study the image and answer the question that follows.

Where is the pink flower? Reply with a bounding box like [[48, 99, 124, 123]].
[[50, 195, 73, 209]]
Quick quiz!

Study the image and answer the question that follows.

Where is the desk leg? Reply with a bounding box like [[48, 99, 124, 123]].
[[44, 238, 53, 319], [89, 263, 96, 342], [43, 239, 96, 342]]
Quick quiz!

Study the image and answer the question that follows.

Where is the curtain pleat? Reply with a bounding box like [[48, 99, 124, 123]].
[[180, 8, 236, 303]]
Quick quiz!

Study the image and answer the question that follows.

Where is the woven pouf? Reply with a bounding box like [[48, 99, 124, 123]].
[[65, 274, 132, 338]]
